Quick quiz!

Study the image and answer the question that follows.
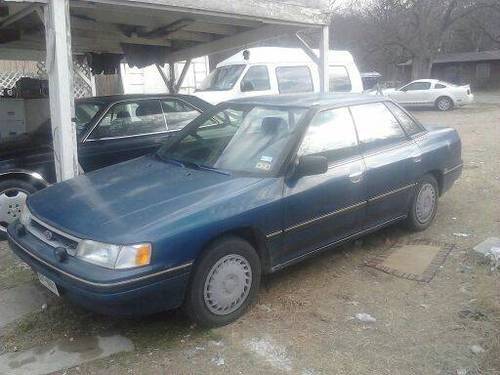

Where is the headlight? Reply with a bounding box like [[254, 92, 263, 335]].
[[20, 205, 32, 226], [76, 240, 152, 269]]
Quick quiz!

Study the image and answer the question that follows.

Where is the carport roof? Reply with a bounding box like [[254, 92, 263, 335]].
[[0, 0, 329, 62]]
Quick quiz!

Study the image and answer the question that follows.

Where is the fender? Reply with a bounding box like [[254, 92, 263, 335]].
[[0, 169, 50, 187]]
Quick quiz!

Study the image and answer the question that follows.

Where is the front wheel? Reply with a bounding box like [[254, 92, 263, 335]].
[[185, 236, 261, 327], [0, 179, 38, 235], [406, 174, 439, 231]]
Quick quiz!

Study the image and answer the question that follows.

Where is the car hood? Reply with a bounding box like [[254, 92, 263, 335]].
[[27, 155, 267, 243]]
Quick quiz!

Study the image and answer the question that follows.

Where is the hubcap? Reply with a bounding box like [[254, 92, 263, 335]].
[[438, 98, 451, 111], [204, 254, 252, 316], [415, 183, 436, 224], [0, 189, 28, 233]]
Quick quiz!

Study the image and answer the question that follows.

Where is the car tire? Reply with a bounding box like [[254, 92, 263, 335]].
[[184, 236, 261, 328], [0, 179, 38, 235], [406, 174, 439, 232], [435, 96, 454, 111]]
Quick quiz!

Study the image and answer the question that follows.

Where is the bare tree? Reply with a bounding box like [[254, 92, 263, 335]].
[[335, 0, 500, 80]]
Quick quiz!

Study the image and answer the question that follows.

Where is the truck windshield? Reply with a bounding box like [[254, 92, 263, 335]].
[[197, 65, 246, 91], [157, 104, 307, 176]]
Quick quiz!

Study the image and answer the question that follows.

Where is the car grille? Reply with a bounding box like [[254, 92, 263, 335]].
[[25, 217, 80, 256]]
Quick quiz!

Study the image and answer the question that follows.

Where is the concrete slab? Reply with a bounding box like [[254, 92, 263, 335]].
[[0, 284, 48, 330], [382, 244, 441, 275], [473, 237, 500, 257], [0, 335, 134, 375]]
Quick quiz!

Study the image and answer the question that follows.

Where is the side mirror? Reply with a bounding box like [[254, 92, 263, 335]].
[[295, 155, 328, 178], [240, 80, 255, 92]]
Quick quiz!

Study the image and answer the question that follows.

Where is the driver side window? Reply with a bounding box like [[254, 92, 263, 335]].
[[240, 66, 271, 92], [89, 100, 166, 140], [298, 107, 359, 162], [401, 82, 432, 91]]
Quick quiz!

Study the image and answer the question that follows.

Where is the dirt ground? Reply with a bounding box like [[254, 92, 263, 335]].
[[1, 102, 499, 375]]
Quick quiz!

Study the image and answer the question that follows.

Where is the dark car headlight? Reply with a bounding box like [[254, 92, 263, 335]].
[[76, 240, 152, 269]]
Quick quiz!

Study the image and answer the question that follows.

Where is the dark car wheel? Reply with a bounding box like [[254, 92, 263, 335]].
[[0, 179, 38, 235], [435, 96, 454, 111], [406, 174, 439, 231], [185, 236, 261, 327]]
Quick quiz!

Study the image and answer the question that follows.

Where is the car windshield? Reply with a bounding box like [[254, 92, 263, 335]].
[[197, 65, 246, 91], [157, 104, 308, 176], [74, 102, 106, 135]]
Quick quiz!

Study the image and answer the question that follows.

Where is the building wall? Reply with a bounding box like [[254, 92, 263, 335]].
[[432, 61, 500, 90]]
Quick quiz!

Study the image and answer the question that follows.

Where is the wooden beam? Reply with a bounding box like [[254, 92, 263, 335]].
[[296, 32, 319, 65], [175, 58, 191, 92], [167, 24, 300, 62], [0, 3, 40, 29], [44, 0, 79, 181]]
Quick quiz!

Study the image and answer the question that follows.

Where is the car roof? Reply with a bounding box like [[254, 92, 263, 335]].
[[225, 93, 387, 109], [76, 93, 213, 110], [218, 47, 355, 67]]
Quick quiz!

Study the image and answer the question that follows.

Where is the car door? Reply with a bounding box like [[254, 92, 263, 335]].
[[79, 99, 171, 172], [392, 81, 432, 105], [282, 107, 367, 265], [350, 102, 421, 228]]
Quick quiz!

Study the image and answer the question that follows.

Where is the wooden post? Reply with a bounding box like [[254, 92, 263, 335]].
[[319, 25, 329, 93], [44, 0, 79, 182]]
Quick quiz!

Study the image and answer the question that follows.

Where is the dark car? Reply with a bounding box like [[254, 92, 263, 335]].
[[7, 93, 462, 327], [0, 94, 212, 234]]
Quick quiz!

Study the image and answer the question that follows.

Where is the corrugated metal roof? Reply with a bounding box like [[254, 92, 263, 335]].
[[433, 50, 500, 64]]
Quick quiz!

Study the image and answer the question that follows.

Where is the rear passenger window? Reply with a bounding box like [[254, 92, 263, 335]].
[[329, 66, 352, 92], [240, 65, 271, 91], [298, 107, 358, 162], [350, 103, 406, 152], [435, 83, 447, 89], [276, 66, 313, 93], [385, 102, 424, 136]]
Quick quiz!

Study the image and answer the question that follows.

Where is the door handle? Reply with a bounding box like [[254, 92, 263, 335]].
[[348, 170, 364, 183]]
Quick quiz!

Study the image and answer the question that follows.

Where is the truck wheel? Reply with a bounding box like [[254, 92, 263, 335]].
[[435, 96, 454, 111], [406, 174, 439, 231], [185, 236, 261, 327], [0, 179, 38, 234]]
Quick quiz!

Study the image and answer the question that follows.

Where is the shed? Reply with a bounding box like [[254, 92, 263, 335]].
[[431, 50, 500, 90]]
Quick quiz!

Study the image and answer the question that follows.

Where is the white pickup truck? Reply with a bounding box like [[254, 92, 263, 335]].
[[382, 79, 474, 111]]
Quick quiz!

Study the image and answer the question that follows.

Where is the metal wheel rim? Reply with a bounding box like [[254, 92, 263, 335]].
[[0, 188, 28, 233], [438, 98, 451, 111], [415, 183, 436, 224], [203, 254, 252, 316]]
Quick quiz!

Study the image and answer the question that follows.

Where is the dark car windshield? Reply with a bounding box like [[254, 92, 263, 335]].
[[197, 65, 246, 91], [157, 104, 308, 176]]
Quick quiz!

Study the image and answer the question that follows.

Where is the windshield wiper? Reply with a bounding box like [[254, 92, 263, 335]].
[[162, 158, 231, 176]]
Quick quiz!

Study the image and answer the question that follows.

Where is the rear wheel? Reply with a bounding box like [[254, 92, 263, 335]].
[[406, 174, 439, 231], [435, 96, 454, 111], [185, 236, 261, 327], [0, 179, 38, 234]]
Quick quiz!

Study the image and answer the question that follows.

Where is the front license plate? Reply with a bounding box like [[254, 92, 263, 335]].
[[37, 272, 59, 296]]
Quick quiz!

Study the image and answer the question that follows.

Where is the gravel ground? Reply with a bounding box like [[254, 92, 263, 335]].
[[0, 102, 499, 375]]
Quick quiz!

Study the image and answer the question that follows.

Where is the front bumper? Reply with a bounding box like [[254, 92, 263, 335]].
[[7, 225, 191, 316]]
